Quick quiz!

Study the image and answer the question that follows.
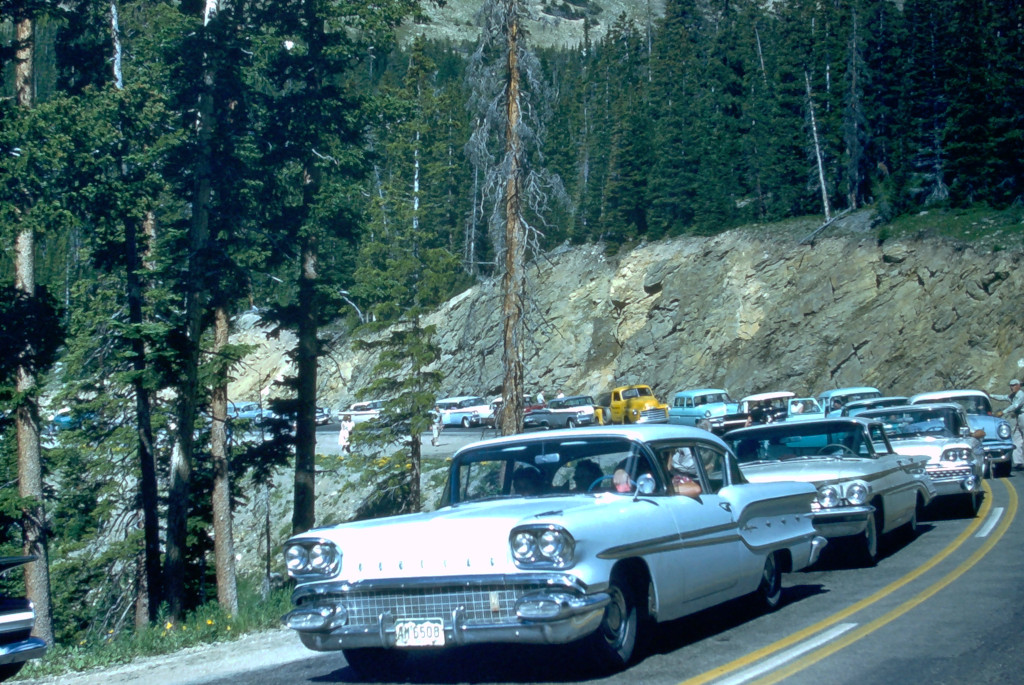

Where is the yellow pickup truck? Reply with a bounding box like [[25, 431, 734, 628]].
[[597, 385, 670, 424]]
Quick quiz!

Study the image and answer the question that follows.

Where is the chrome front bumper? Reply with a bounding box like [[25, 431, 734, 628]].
[[283, 575, 609, 652], [810, 505, 875, 538]]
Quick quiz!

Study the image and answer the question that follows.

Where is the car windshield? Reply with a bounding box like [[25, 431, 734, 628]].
[[449, 436, 659, 503], [864, 407, 960, 439], [936, 395, 991, 415], [698, 393, 730, 405], [726, 422, 873, 462]]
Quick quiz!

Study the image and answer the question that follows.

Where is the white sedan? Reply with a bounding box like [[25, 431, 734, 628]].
[[282, 425, 825, 677]]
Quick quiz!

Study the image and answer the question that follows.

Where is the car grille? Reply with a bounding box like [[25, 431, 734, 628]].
[[639, 408, 668, 422], [297, 582, 552, 627], [929, 466, 972, 479]]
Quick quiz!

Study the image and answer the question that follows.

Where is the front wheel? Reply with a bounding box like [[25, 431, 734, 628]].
[[582, 576, 639, 672], [752, 551, 782, 612], [849, 510, 879, 567], [343, 648, 408, 679], [566, 417, 577, 429], [461, 416, 471, 429]]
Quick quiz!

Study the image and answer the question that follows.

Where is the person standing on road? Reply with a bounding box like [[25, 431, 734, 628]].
[[431, 407, 443, 446], [338, 414, 355, 454], [992, 379, 1024, 470]]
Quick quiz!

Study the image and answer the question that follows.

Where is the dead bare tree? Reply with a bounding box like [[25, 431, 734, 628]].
[[466, 0, 567, 435]]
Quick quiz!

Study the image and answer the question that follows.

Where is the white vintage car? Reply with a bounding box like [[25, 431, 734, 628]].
[[909, 390, 1015, 478], [282, 425, 826, 676], [724, 417, 935, 566], [859, 403, 985, 516]]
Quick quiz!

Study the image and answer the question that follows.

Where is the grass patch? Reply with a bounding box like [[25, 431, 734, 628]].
[[18, 576, 292, 680], [878, 205, 1024, 247]]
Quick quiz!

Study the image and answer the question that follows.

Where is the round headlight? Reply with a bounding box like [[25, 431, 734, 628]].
[[704, 410, 712, 418], [539, 530, 566, 559], [512, 532, 538, 562], [845, 482, 869, 505], [309, 543, 340, 575], [998, 422, 1011, 439], [285, 544, 310, 574], [818, 485, 840, 508], [942, 448, 965, 461]]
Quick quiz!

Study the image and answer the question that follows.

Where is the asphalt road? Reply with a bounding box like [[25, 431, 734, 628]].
[[41, 434, 1024, 685]]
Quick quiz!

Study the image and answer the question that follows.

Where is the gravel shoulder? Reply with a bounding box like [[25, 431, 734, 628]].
[[20, 628, 311, 685]]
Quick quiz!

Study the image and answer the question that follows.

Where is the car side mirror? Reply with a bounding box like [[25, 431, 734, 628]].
[[635, 473, 656, 495]]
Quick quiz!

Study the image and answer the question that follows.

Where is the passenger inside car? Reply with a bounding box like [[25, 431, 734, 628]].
[[572, 459, 605, 492], [666, 447, 702, 498]]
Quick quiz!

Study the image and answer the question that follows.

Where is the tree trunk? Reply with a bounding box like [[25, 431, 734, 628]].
[[14, 14, 54, 647], [167, 0, 218, 619], [125, 212, 161, 626], [292, 232, 319, 535], [210, 306, 238, 614], [499, 0, 526, 437]]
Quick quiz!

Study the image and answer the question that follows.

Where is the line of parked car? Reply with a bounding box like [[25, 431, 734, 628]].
[[278, 381, 1017, 678]]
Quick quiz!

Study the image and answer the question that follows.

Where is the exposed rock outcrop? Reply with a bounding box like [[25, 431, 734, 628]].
[[256, 222, 1021, 409]]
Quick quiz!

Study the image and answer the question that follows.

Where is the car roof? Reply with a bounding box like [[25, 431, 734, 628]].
[[673, 388, 729, 398], [859, 402, 963, 416], [437, 395, 481, 403], [723, 416, 877, 438], [844, 395, 908, 407], [910, 389, 986, 401], [452, 424, 730, 459], [818, 386, 882, 397], [742, 391, 795, 402]]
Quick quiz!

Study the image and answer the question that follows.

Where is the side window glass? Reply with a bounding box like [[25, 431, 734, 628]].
[[695, 444, 727, 493]]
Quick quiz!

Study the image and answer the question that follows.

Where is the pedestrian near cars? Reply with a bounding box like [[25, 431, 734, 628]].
[[431, 407, 443, 446], [992, 379, 1024, 469], [338, 414, 355, 454]]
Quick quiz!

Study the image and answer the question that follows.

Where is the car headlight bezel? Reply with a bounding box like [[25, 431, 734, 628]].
[[943, 447, 970, 461], [510, 525, 575, 568], [997, 422, 1011, 440], [284, 538, 341, 579], [817, 485, 840, 508], [845, 481, 869, 506]]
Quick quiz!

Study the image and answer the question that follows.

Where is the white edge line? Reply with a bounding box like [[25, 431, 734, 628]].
[[975, 506, 1003, 538], [713, 623, 858, 685]]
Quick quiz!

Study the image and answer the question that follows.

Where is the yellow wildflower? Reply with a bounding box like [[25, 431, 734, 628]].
[[165, 621, 173, 630], [206, 619, 214, 625]]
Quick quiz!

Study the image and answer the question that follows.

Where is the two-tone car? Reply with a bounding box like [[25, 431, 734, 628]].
[[282, 425, 826, 676], [667, 388, 737, 427], [909, 390, 1014, 478], [522, 395, 597, 429], [707, 391, 794, 435], [723, 417, 935, 566], [859, 403, 984, 516], [436, 396, 495, 428]]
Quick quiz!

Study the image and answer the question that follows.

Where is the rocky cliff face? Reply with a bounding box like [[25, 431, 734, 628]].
[[231, 214, 1024, 413]]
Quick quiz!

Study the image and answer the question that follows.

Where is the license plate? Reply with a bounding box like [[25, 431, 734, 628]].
[[395, 618, 445, 647]]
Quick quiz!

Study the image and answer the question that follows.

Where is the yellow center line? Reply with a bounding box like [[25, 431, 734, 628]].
[[679, 481, 996, 685], [753, 479, 1017, 684]]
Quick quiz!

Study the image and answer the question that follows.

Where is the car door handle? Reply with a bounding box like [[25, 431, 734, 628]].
[[719, 502, 732, 512]]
